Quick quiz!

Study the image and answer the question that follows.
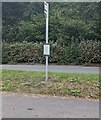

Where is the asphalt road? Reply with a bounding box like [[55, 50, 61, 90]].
[[2, 92, 99, 118], [1, 64, 100, 74]]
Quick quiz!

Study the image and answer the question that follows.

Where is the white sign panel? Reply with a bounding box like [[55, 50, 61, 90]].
[[44, 44, 50, 56], [44, 1, 48, 17]]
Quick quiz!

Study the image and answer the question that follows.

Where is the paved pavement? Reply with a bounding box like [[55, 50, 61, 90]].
[[1, 65, 100, 74], [2, 92, 99, 118]]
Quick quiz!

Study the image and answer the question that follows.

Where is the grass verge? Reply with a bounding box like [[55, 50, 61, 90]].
[[1, 70, 100, 99]]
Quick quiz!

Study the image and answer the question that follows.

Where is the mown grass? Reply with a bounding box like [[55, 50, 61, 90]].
[[1, 70, 100, 99]]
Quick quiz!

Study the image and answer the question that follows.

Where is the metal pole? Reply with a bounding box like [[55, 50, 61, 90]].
[[45, 3, 49, 83], [46, 56, 48, 82]]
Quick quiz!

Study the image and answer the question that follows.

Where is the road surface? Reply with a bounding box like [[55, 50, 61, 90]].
[[2, 92, 99, 118], [1, 65, 100, 74]]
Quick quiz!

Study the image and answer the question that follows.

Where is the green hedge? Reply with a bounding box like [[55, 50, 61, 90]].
[[78, 40, 101, 64], [2, 42, 44, 64], [2, 41, 100, 65]]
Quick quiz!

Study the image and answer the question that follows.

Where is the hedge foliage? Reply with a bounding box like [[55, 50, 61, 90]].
[[2, 41, 100, 65]]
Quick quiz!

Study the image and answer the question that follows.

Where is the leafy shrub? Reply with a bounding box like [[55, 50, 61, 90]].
[[78, 40, 101, 64], [2, 41, 44, 64], [2, 41, 100, 65]]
